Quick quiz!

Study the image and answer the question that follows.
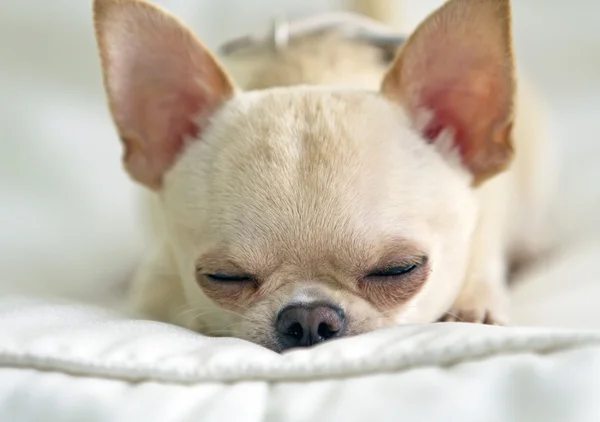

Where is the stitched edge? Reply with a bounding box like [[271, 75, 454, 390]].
[[0, 333, 598, 384]]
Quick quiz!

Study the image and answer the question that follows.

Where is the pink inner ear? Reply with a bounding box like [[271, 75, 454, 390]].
[[419, 72, 506, 159], [381, 0, 515, 182], [150, 92, 203, 178], [113, 35, 213, 176], [121, 77, 206, 179], [413, 68, 513, 181], [99, 1, 234, 188], [421, 93, 461, 144]]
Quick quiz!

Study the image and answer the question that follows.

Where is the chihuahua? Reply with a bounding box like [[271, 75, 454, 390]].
[[93, 0, 552, 351]]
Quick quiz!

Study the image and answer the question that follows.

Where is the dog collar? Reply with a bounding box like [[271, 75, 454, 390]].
[[219, 12, 407, 56]]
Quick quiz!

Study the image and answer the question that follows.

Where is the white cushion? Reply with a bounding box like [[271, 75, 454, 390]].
[[1, 297, 599, 422]]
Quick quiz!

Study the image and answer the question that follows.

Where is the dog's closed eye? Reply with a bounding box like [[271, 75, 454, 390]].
[[360, 256, 429, 309], [204, 273, 254, 283], [366, 260, 424, 278], [195, 266, 258, 310], [365, 256, 427, 279]]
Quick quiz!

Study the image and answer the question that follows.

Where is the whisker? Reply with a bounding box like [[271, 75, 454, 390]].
[[174, 303, 253, 321], [442, 311, 465, 322], [180, 307, 255, 327], [203, 322, 243, 337]]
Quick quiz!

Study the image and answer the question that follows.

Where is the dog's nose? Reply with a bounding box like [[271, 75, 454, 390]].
[[276, 304, 345, 350]]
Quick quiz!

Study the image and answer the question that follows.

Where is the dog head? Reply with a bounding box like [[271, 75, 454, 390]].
[[94, 0, 514, 351]]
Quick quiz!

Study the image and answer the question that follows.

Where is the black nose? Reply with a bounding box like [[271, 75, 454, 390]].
[[276, 304, 345, 350]]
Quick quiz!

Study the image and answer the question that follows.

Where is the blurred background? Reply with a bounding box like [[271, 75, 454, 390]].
[[1, 1, 599, 321]]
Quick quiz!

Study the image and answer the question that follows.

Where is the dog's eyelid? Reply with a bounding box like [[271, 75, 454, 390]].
[[195, 266, 249, 276], [365, 255, 428, 277], [195, 255, 246, 273], [374, 255, 427, 270], [205, 273, 253, 283], [194, 259, 258, 284]]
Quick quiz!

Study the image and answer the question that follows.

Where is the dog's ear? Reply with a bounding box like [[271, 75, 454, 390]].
[[381, 0, 515, 185], [94, 0, 235, 189]]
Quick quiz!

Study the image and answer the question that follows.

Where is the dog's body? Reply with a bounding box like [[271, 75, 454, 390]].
[[95, 0, 553, 351]]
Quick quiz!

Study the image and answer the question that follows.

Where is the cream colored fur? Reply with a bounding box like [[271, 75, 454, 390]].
[[94, 0, 553, 351]]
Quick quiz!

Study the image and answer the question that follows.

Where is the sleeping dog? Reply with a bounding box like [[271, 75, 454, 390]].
[[93, 0, 553, 351]]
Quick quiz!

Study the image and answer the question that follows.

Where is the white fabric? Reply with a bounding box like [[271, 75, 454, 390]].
[[0, 297, 600, 422]]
